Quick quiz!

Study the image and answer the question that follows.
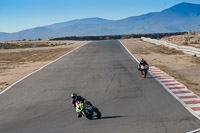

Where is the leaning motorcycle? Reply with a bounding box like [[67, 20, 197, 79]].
[[138, 64, 149, 78], [75, 101, 102, 120]]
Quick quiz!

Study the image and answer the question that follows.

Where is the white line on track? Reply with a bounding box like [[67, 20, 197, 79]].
[[176, 93, 196, 97], [187, 128, 200, 133], [171, 89, 190, 92], [182, 98, 200, 102], [119, 40, 139, 63], [194, 111, 200, 115], [119, 40, 200, 120], [187, 104, 200, 108], [0, 42, 90, 95], [157, 79, 173, 83]]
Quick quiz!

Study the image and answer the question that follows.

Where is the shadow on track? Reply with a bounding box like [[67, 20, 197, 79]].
[[146, 77, 156, 79], [94, 116, 126, 120]]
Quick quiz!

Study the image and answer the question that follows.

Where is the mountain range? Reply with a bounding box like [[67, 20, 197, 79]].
[[1, 2, 200, 41]]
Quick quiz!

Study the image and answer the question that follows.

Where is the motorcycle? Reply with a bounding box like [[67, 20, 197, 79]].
[[138, 64, 149, 78], [75, 101, 102, 120]]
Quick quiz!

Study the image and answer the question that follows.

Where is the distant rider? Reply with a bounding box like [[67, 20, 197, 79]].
[[71, 93, 95, 118], [138, 58, 149, 78]]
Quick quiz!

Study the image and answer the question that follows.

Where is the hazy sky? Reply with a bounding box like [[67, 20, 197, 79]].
[[1, 0, 200, 33]]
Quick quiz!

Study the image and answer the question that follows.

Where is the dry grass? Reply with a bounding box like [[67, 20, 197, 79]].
[[161, 32, 200, 48], [0, 40, 88, 91], [150, 45, 185, 55], [0, 48, 73, 64], [121, 38, 200, 96], [191, 56, 200, 65], [0, 39, 75, 49]]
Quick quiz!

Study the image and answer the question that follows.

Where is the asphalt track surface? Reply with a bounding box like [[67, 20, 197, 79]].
[[0, 40, 200, 133]]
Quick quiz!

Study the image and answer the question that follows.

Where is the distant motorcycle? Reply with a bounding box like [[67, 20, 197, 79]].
[[75, 101, 102, 120], [138, 64, 149, 78]]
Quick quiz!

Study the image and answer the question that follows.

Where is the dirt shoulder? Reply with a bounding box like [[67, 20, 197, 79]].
[[121, 38, 200, 96], [160, 32, 200, 48], [0, 40, 88, 91]]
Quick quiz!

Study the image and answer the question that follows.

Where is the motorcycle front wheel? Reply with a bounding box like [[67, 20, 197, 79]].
[[142, 70, 147, 78]]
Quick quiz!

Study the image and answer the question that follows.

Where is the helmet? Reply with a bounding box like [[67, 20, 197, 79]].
[[71, 93, 77, 99], [141, 58, 144, 62]]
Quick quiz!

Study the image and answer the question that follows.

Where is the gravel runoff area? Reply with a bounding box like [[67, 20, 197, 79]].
[[121, 38, 200, 96], [0, 40, 88, 91]]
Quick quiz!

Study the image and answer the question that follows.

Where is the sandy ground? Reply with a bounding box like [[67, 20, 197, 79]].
[[0, 40, 88, 91], [121, 39, 200, 96], [161, 32, 200, 48]]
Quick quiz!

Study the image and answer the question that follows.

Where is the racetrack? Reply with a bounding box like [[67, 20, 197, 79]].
[[0, 40, 200, 133]]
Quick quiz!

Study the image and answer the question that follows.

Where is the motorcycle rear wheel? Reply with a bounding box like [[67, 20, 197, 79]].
[[96, 111, 102, 119], [84, 110, 93, 120]]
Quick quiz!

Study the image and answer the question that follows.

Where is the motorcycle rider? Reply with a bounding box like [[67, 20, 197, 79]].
[[138, 58, 149, 78], [71, 93, 95, 118]]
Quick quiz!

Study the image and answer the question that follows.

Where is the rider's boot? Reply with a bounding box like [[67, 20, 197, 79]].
[[77, 113, 82, 118]]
